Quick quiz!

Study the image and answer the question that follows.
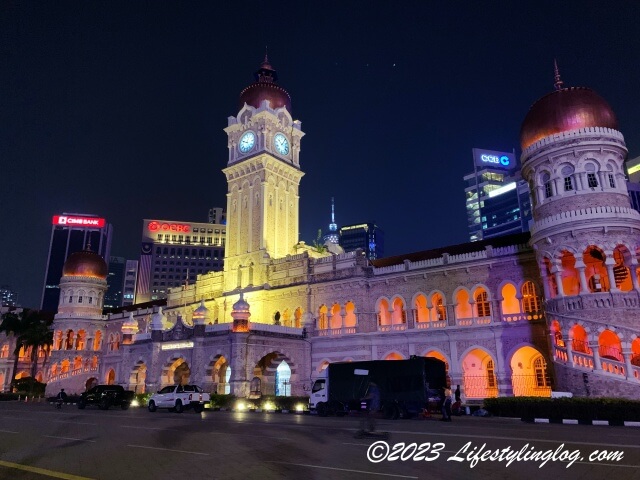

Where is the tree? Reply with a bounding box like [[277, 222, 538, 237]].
[[312, 229, 327, 254], [0, 309, 53, 393]]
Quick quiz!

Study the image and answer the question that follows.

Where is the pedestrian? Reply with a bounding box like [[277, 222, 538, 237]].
[[441, 386, 452, 421], [56, 388, 67, 409], [454, 385, 461, 402], [356, 381, 381, 436]]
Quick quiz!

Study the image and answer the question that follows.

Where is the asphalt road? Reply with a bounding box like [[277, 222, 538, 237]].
[[0, 401, 638, 480]]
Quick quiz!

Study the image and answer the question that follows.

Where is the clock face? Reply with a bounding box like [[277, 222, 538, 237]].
[[239, 131, 256, 153], [274, 133, 290, 155]]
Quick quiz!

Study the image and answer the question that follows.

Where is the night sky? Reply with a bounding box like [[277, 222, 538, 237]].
[[2, 1, 640, 307]]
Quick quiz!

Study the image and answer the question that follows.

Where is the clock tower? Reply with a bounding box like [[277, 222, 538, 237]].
[[222, 56, 305, 291]]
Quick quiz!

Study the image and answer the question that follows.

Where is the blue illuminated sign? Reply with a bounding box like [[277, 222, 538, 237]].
[[472, 148, 516, 170]]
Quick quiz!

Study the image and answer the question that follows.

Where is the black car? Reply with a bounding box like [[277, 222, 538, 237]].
[[78, 385, 134, 410]]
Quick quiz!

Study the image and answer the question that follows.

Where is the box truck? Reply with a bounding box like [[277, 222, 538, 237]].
[[309, 356, 447, 419]]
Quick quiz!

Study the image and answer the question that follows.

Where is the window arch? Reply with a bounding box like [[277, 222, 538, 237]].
[[431, 293, 446, 321], [377, 299, 391, 326], [570, 324, 591, 354], [561, 165, 574, 191], [344, 302, 357, 327], [391, 297, 406, 324], [454, 289, 472, 320], [330, 303, 342, 329], [521, 281, 539, 312], [474, 288, 491, 318], [318, 305, 328, 330], [500, 283, 520, 315], [414, 294, 429, 323]]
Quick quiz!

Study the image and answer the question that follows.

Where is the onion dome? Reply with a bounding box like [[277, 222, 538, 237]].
[[239, 53, 291, 113], [192, 300, 209, 325], [520, 62, 618, 150], [232, 293, 250, 313], [122, 312, 139, 335], [62, 246, 108, 279], [151, 307, 167, 331]]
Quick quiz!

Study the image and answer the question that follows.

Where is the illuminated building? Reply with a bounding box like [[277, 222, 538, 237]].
[[323, 197, 339, 245], [41, 214, 112, 313], [0, 286, 18, 307], [135, 214, 226, 303], [339, 223, 384, 260], [122, 260, 138, 307], [20, 59, 639, 401], [464, 149, 533, 242], [105, 257, 126, 309]]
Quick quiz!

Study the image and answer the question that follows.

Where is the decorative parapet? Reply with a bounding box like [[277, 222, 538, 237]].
[[372, 242, 530, 276], [522, 127, 625, 158], [531, 205, 640, 236]]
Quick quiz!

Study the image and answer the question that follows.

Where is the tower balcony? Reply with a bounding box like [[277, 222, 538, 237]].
[[546, 290, 640, 314]]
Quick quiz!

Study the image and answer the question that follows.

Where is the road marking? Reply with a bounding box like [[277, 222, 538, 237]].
[[0, 460, 95, 480], [385, 430, 640, 449], [53, 421, 97, 426], [120, 425, 163, 430], [0, 429, 18, 434], [126, 444, 209, 456], [209, 432, 290, 441], [42, 435, 96, 443], [267, 461, 418, 478]]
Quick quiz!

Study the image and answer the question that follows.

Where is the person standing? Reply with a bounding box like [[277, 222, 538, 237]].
[[357, 381, 381, 436], [441, 387, 452, 421]]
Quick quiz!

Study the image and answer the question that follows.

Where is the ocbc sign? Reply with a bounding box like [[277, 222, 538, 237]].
[[148, 221, 191, 233], [481, 154, 511, 166]]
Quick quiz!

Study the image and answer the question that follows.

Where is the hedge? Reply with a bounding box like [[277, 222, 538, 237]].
[[483, 397, 640, 422]]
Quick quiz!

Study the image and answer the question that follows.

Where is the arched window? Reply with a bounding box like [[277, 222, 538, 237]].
[[570, 324, 591, 354], [561, 165, 574, 191], [431, 293, 447, 321], [377, 299, 391, 326], [586, 163, 598, 188], [391, 298, 406, 324], [551, 320, 565, 347], [330, 304, 342, 329], [414, 295, 429, 323], [534, 357, 551, 388], [487, 360, 496, 388], [542, 172, 553, 198], [318, 305, 328, 330], [475, 290, 491, 318], [344, 302, 357, 328], [521, 281, 539, 312]]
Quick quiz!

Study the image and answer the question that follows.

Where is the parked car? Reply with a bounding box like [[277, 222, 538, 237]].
[[148, 385, 210, 413], [78, 385, 135, 410]]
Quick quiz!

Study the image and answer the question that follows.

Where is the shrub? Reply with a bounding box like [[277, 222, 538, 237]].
[[12, 378, 46, 396], [483, 397, 640, 421]]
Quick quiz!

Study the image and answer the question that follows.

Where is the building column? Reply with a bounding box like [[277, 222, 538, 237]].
[[605, 254, 620, 292], [589, 340, 602, 372], [551, 262, 565, 297], [565, 334, 574, 367], [622, 347, 635, 380], [539, 270, 551, 299], [629, 260, 640, 291], [408, 308, 416, 329], [492, 299, 503, 324], [574, 260, 590, 294]]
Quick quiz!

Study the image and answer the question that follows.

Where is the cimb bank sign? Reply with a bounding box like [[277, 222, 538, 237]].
[[472, 148, 515, 170]]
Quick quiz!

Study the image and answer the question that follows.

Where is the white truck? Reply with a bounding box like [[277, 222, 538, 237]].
[[148, 384, 210, 413]]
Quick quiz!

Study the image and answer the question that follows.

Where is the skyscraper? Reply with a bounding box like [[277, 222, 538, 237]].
[[104, 257, 126, 309], [41, 214, 112, 312], [339, 223, 384, 260]]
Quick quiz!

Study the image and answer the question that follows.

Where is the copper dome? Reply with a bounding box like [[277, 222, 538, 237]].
[[520, 86, 618, 150], [239, 55, 291, 113], [62, 249, 108, 279]]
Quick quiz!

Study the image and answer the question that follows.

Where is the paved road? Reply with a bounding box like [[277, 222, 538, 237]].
[[0, 402, 638, 480]]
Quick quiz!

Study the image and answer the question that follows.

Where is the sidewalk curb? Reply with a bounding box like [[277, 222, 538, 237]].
[[524, 417, 640, 427]]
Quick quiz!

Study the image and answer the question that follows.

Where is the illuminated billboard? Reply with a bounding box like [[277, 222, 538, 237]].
[[147, 221, 191, 233], [52, 215, 106, 228], [472, 148, 516, 170]]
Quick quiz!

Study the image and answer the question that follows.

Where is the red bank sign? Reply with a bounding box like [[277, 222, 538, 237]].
[[53, 215, 106, 228], [148, 221, 191, 233]]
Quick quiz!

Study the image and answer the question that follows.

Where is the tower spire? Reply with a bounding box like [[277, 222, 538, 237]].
[[329, 197, 337, 233], [553, 59, 564, 91]]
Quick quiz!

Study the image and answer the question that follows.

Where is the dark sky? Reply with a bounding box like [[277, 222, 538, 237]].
[[2, 1, 640, 307]]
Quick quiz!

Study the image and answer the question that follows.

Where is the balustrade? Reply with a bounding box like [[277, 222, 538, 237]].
[[415, 320, 446, 330]]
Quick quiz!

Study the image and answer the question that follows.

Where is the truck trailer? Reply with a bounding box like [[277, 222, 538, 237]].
[[309, 356, 447, 419]]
